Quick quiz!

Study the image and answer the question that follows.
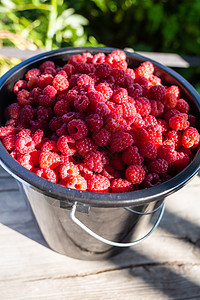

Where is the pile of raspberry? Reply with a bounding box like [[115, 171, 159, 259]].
[[0, 49, 199, 193]]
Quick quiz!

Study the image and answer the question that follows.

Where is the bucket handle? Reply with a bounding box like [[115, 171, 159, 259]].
[[70, 201, 165, 248]]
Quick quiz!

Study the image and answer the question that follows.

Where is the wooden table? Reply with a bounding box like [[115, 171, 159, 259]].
[[0, 165, 200, 300]]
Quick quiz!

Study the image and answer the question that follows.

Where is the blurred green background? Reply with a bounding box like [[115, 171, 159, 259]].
[[0, 0, 200, 91]]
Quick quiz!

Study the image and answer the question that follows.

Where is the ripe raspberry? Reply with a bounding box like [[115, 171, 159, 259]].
[[39, 151, 60, 169], [30, 150, 41, 166], [62, 111, 84, 124], [25, 68, 41, 80], [148, 158, 168, 174], [169, 151, 190, 174], [43, 67, 56, 76], [17, 153, 33, 171], [5, 103, 21, 120], [84, 151, 108, 173], [68, 119, 88, 140], [134, 75, 148, 87], [2, 135, 16, 152], [52, 74, 69, 91], [95, 63, 111, 78], [59, 162, 79, 180], [39, 94, 55, 108], [13, 80, 27, 94], [139, 142, 157, 160], [166, 85, 180, 99], [20, 105, 34, 124], [92, 127, 111, 147], [54, 99, 70, 116], [122, 146, 144, 165], [126, 114, 144, 132], [135, 61, 154, 79], [157, 144, 177, 164], [106, 50, 126, 68], [163, 108, 180, 122], [63, 63, 75, 76], [169, 113, 189, 131], [75, 137, 97, 157], [182, 127, 200, 149], [121, 101, 136, 119], [143, 115, 157, 127], [110, 69, 126, 86], [15, 136, 35, 154], [87, 174, 110, 192], [57, 135, 76, 156], [43, 85, 57, 98], [110, 153, 125, 171], [5, 119, 18, 127], [175, 99, 189, 113], [68, 54, 86, 66], [165, 130, 182, 150], [140, 124, 163, 148], [110, 178, 133, 193], [149, 85, 166, 101], [112, 88, 129, 104], [39, 60, 55, 72], [56, 123, 68, 137], [150, 100, 164, 117], [109, 131, 134, 152], [101, 165, 121, 180], [95, 102, 111, 117], [106, 101, 123, 116], [74, 95, 90, 112], [112, 59, 128, 71], [36, 168, 58, 183], [17, 89, 31, 106], [188, 114, 196, 127], [125, 164, 146, 185], [148, 74, 161, 86], [27, 76, 39, 90], [41, 140, 58, 152], [49, 116, 63, 132], [61, 175, 87, 191], [161, 93, 177, 110], [128, 83, 143, 98], [143, 173, 161, 188], [135, 97, 151, 117], [105, 114, 127, 133], [125, 68, 135, 80], [17, 129, 32, 137], [96, 83, 113, 101], [37, 106, 53, 121], [75, 62, 92, 74], [38, 74, 53, 89], [92, 52, 106, 64], [86, 114, 103, 133], [77, 74, 94, 86]]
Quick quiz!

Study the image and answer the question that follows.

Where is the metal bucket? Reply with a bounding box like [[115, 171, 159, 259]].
[[0, 47, 200, 260]]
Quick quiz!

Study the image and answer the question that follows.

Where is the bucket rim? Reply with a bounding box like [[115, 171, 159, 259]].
[[0, 46, 200, 208]]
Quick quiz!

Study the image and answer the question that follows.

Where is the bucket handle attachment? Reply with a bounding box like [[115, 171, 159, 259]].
[[70, 201, 165, 248]]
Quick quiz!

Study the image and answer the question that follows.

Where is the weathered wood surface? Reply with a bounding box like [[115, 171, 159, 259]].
[[0, 165, 200, 300]]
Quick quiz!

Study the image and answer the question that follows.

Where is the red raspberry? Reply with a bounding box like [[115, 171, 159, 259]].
[[0, 125, 16, 139], [88, 91, 106, 111], [63, 63, 75, 77], [135, 61, 154, 79], [43, 85, 57, 98], [163, 108, 180, 122], [39, 94, 55, 108], [110, 178, 133, 193], [188, 114, 196, 127], [39, 61, 55, 72], [140, 124, 163, 148], [20, 105, 34, 124], [39, 151, 60, 169], [101, 165, 121, 180], [135, 97, 151, 117], [5, 103, 21, 120], [77, 74, 94, 86], [125, 164, 146, 185], [54, 99, 70, 116], [87, 174, 110, 192], [59, 162, 79, 180], [41, 140, 58, 152], [128, 83, 143, 98], [68, 119, 88, 140], [5, 119, 18, 127], [134, 75, 148, 87], [182, 127, 200, 149], [52, 74, 69, 91], [125, 68, 135, 80], [43, 67, 56, 76], [62, 111, 84, 123], [86, 114, 103, 133], [105, 114, 127, 133], [161, 93, 177, 110], [149, 85, 166, 101], [113, 60, 127, 71], [126, 114, 144, 132], [106, 101, 123, 116], [38, 74, 53, 89], [14, 80, 27, 94], [110, 69, 126, 86], [143, 173, 161, 188], [84, 151, 108, 173], [30, 150, 41, 167], [61, 175, 87, 191], [106, 50, 126, 67], [157, 144, 177, 164], [92, 52, 106, 64], [95, 102, 111, 117], [92, 127, 111, 147], [17, 153, 33, 171], [15, 136, 35, 154], [75, 62, 92, 74], [169, 113, 189, 131], [109, 131, 134, 152], [96, 83, 113, 101], [68, 54, 86, 66], [35, 168, 58, 183], [143, 115, 157, 127], [49, 116, 63, 132], [57, 135, 76, 156], [169, 151, 190, 174], [37, 106, 53, 121], [56, 123, 68, 137], [139, 142, 157, 160], [166, 85, 180, 99], [148, 158, 168, 174], [95, 63, 111, 78], [175, 99, 189, 113], [75, 137, 97, 157], [150, 100, 164, 117], [2, 135, 16, 152], [164, 130, 182, 150], [17, 89, 31, 106], [74, 95, 90, 112], [122, 146, 144, 165], [112, 88, 129, 104], [17, 129, 32, 137], [27, 76, 39, 90], [110, 153, 125, 171], [25, 68, 41, 80], [148, 74, 161, 86], [121, 102, 136, 119]]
